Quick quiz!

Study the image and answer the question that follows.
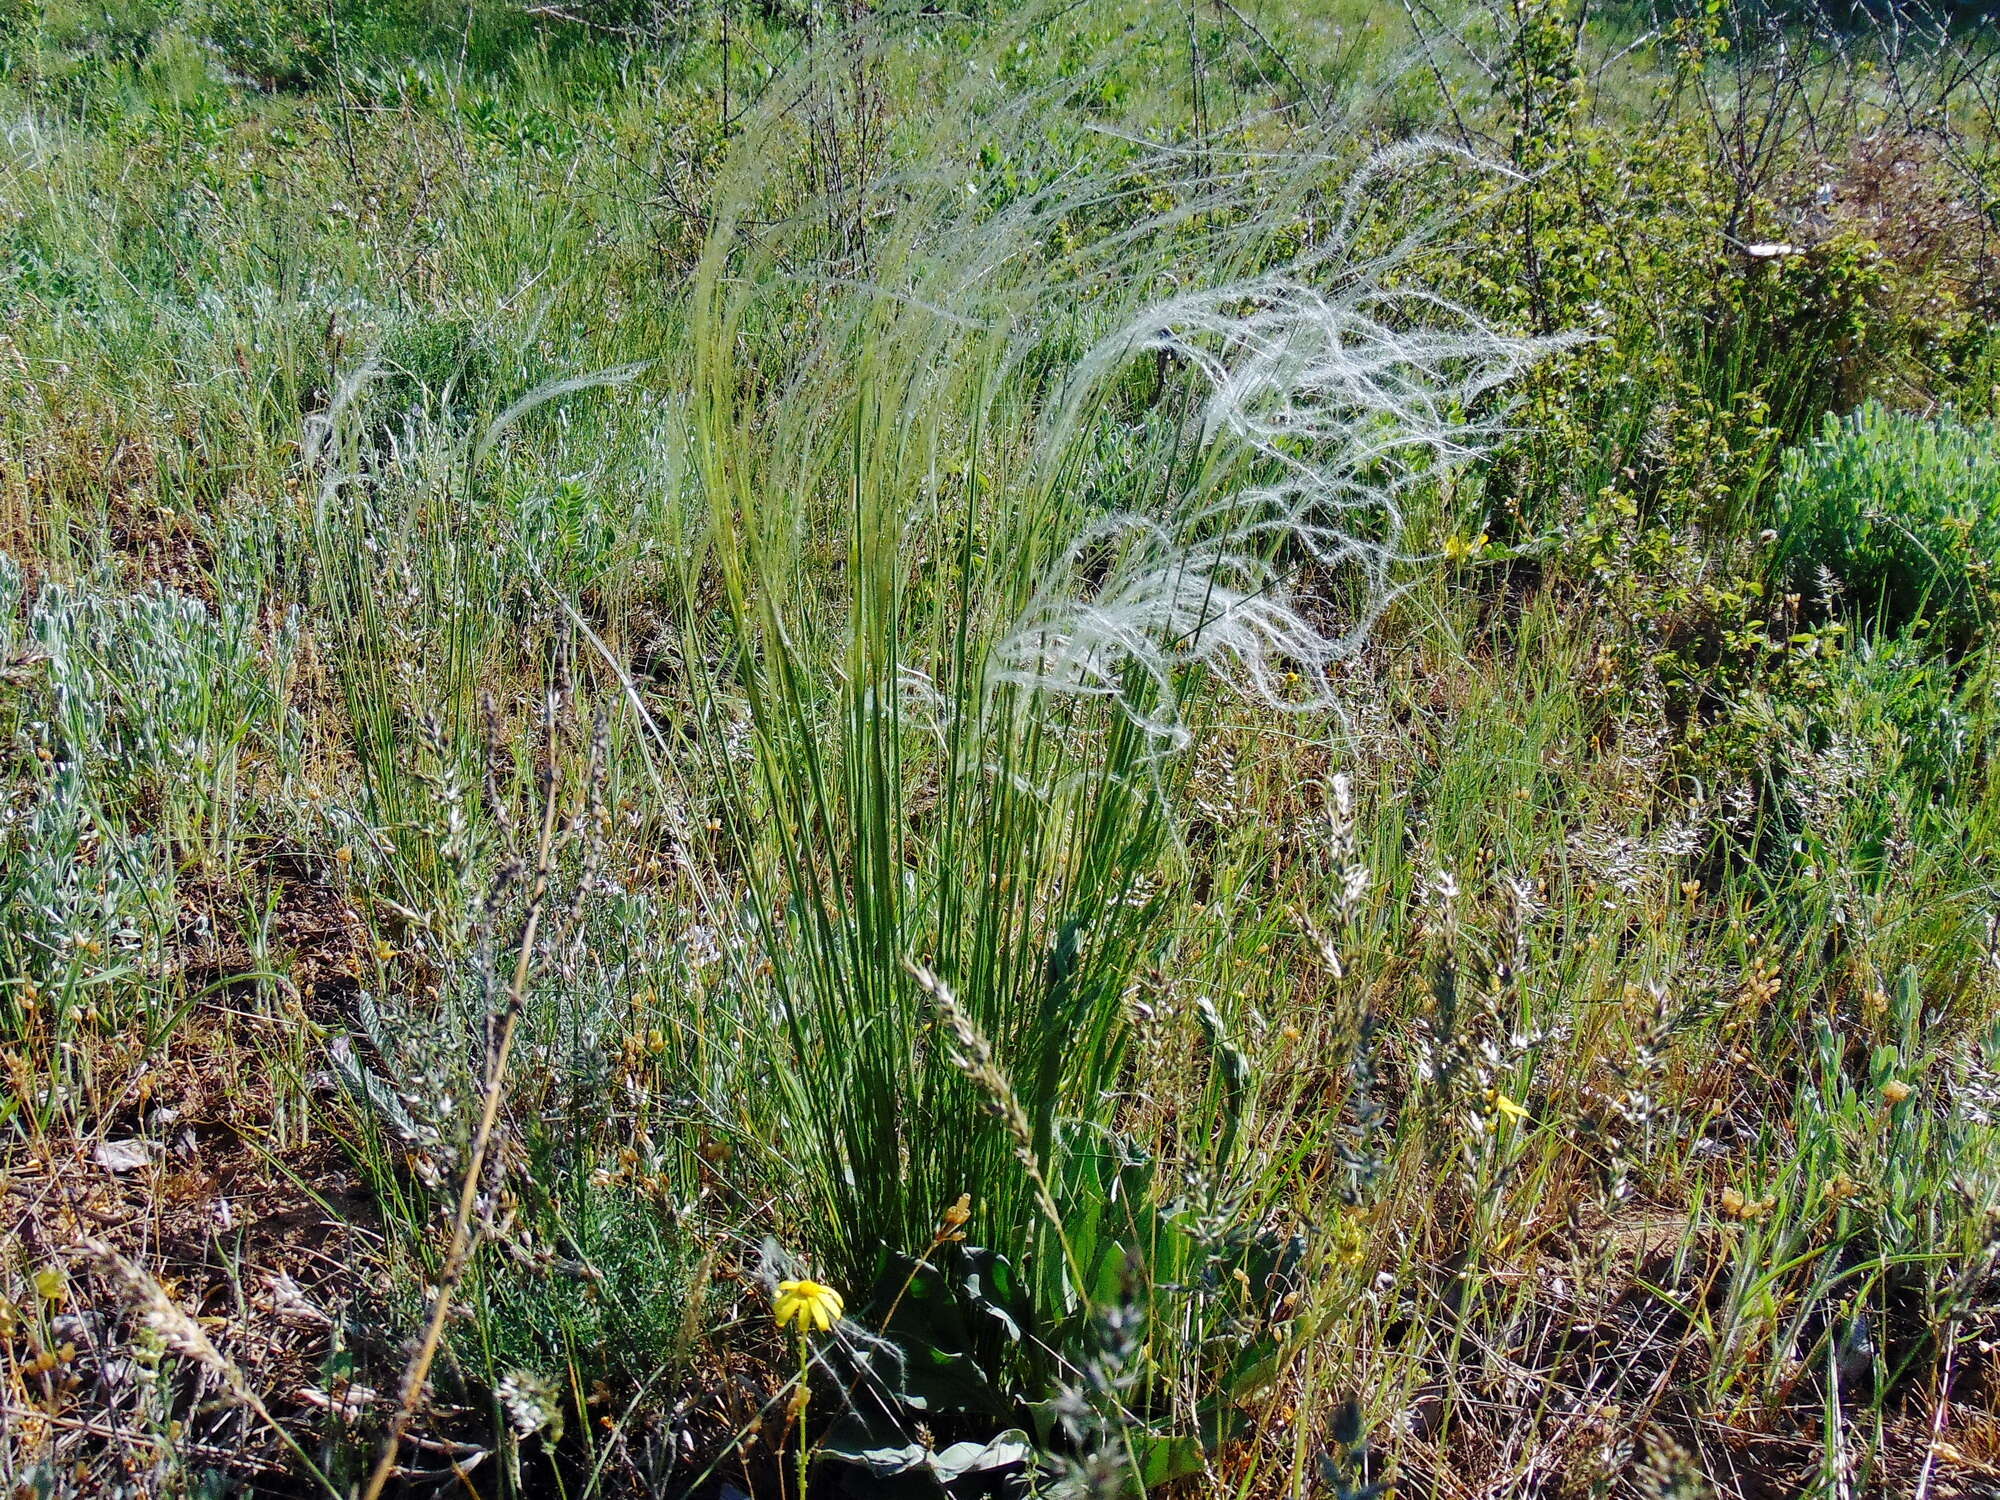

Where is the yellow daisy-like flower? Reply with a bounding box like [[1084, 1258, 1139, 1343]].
[[1441, 532, 1488, 565], [1489, 1090, 1529, 1122], [773, 1278, 843, 1334]]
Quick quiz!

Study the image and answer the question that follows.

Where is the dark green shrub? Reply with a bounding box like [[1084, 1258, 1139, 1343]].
[[186, 0, 454, 89], [1772, 402, 2000, 642]]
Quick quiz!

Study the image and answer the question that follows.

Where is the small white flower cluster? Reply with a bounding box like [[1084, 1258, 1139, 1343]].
[[497, 1368, 565, 1441]]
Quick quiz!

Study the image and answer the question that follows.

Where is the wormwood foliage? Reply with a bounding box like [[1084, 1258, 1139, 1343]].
[[1774, 403, 2000, 645], [0, 1, 1998, 1497]]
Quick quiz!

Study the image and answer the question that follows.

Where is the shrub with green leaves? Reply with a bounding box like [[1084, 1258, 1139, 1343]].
[[1772, 402, 2000, 642]]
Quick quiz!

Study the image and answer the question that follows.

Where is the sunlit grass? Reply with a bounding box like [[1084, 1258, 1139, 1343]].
[[1, 0, 1997, 1495]]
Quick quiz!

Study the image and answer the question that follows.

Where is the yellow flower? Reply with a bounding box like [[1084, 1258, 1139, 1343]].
[[940, 1193, 973, 1241], [1441, 532, 1488, 565], [1718, 1186, 1775, 1221], [773, 1278, 843, 1334], [1487, 1089, 1529, 1123]]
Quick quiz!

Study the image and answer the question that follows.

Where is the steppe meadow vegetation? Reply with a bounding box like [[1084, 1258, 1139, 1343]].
[[2, 0, 1999, 1494]]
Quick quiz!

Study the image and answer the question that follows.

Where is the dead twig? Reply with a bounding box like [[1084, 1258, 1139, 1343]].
[[357, 702, 566, 1500]]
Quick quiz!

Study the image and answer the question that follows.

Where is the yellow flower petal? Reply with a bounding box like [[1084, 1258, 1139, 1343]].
[[773, 1278, 842, 1335]]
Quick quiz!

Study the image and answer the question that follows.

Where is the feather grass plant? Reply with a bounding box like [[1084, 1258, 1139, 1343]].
[[678, 13, 1575, 1422]]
